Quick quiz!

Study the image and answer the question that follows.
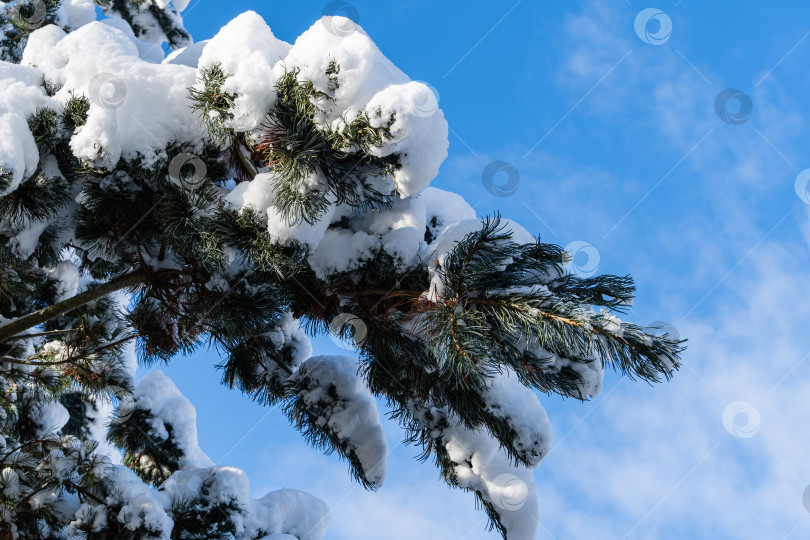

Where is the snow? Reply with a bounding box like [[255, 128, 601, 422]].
[[130, 370, 213, 469], [173, 0, 192, 12], [116, 315, 140, 383], [70, 503, 109, 534], [61, 0, 97, 31], [0, 62, 50, 194], [0, 60, 43, 88], [284, 186, 476, 295], [164, 40, 209, 68], [3, 10, 450, 257], [30, 399, 70, 438], [308, 196, 428, 278], [30, 488, 60, 510], [161, 467, 330, 540], [307, 185, 478, 279], [85, 396, 122, 464], [551, 354, 604, 398], [307, 227, 379, 279], [153, 0, 190, 11], [265, 312, 313, 367], [216, 13, 448, 251], [10, 218, 48, 257], [67, 359, 330, 539], [198, 12, 290, 132], [253, 488, 330, 540], [225, 172, 339, 250], [282, 17, 410, 124], [0, 468, 20, 501], [410, 402, 540, 540], [364, 82, 448, 197], [360, 196, 427, 264], [258, 312, 313, 390], [98, 0, 189, 49], [100, 18, 165, 63], [293, 356, 388, 488], [161, 466, 250, 525], [224, 173, 277, 216], [280, 17, 448, 197], [421, 186, 477, 231], [22, 22, 204, 170], [46, 260, 80, 301], [483, 370, 552, 467], [107, 465, 173, 538]]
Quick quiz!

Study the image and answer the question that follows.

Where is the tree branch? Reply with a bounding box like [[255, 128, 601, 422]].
[[0, 271, 148, 343]]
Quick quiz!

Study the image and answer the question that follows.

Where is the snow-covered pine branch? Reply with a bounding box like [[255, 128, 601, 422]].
[[0, 2, 684, 538]]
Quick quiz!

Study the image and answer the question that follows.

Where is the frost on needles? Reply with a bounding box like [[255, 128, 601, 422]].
[[0, 2, 684, 539]]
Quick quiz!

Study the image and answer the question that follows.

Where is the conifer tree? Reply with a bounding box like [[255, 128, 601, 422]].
[[0, 2, 684, 538]]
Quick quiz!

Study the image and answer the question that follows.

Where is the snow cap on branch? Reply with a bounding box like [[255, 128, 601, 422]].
[[286, 355, 388, 489]]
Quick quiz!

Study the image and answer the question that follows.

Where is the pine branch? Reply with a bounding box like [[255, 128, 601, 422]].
[[0, 270, 153, 343], [3, 328, 78, 339]]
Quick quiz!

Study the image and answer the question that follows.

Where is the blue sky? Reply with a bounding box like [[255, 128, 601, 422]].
[[140, 1, 810, 538]]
